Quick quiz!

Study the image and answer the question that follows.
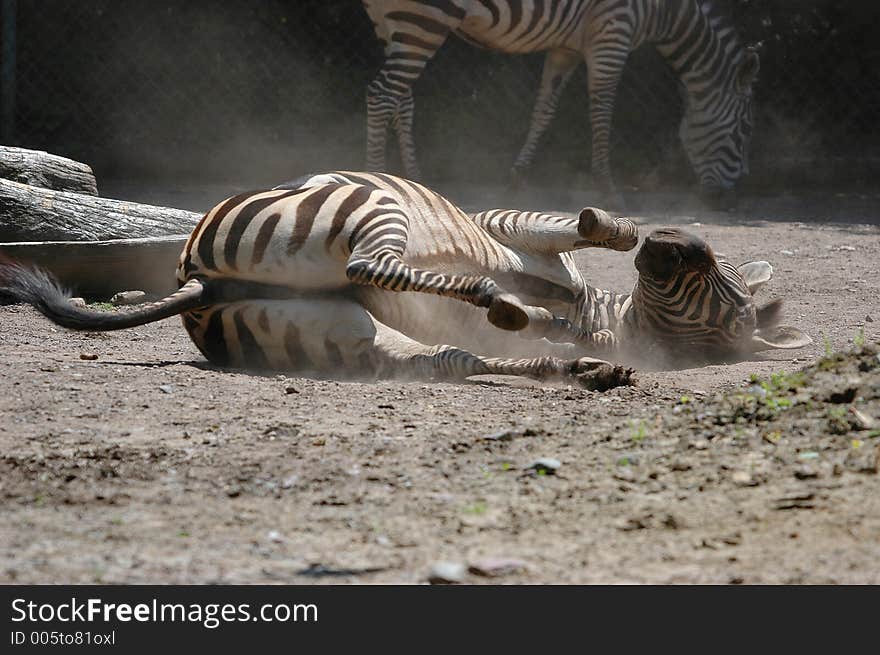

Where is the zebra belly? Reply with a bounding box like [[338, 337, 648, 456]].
[[456, 2, 581, 54], [180, 299, 381, 373], [356, 288, 576, 359]]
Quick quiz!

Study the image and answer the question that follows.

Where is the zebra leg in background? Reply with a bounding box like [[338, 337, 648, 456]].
[[391, 89, 422, 180], [471, 207, 638, 254], [365, 12, 457, 177], [584, 35, 632, 209], [369, 318, 630, 390], [510, 49, 581, 189]]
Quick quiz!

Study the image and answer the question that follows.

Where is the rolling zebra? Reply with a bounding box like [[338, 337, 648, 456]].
[[0, 172, 808, 387], [364, 0, 760, 206]]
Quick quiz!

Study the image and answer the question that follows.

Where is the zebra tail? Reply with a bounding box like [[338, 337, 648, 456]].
[[0, 260, 205, 332]]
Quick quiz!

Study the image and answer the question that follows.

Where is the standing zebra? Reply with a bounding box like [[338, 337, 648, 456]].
[[0, 172, 808, 386], [364, 0, 760, 207]]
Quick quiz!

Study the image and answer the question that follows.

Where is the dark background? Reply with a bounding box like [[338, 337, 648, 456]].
[[3, 0, 879, 195]]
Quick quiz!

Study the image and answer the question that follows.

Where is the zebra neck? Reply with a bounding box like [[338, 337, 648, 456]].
[[654, 3, 743, 106], [581, 286, 632, 335]]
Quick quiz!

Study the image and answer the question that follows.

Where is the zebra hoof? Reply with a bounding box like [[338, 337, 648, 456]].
[[487, 293, 529, 331], [572, 362, 635, 392]]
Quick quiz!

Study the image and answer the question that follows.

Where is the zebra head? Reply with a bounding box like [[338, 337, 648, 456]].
[[679, 47, 760, 209], [628, 228, 810, 362]]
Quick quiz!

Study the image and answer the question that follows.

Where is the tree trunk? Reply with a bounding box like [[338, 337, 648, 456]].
[[0, 235, 189, 297], [0, 178, 202, 242], [0, 146, 99, 195]]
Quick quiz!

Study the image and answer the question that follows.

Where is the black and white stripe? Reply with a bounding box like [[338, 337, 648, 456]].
[[363, 0, 759, 203]]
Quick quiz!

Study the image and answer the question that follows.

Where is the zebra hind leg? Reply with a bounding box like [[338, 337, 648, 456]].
[[370, 318, 633, 391]]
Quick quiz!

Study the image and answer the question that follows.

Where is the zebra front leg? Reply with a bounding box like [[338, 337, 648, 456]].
[[510, 49, 581, 189], [583, 35, 631, 209], [371, 320, 631, 391]]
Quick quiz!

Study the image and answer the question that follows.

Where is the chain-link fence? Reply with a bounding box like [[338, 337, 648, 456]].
[[3, 0, 880, 194]]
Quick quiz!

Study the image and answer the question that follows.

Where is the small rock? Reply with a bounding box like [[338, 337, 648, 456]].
[[468, 558, 528, 578], [617, 516, 649, 531], [528, 457, 561, 475], [68, 297, 86, 308], [732, 471, 756, 487], [110, 290, 147, 306], [614, 468, 637, 483], [281, 474, 299, 489], [866, 315, 874, 323], [267, 530, 285, 543], [794, 465, 819, 480], [159, 384, 174, 394], [285, 386, 299, 394], [483, 428, 538, 442], [484, 429, 517, 442], [773, 491, 815, 510], [780, 250, 795, 256], [428, 561, 467, 584], [79, 353, 98, 361], [849, 407, 876, 431]]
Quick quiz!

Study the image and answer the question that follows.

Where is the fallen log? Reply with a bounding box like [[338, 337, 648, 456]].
[[0, 235, 190, 297], [0, 178, 203, 242], [0, 146, 99, 195]]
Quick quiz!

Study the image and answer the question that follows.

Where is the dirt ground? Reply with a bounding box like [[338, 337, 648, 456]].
[[1, 193, 879, 584]]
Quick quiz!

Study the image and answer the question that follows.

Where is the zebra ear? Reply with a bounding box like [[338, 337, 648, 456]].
[[736, 49, 760, 92], [749, 325, 812, 351], [737, 261, 773, 294]]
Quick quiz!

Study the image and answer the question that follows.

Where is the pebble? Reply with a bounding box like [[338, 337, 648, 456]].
[[428, 561, 467, 584], [159, 384, 174, 394], [468, 558, 528, 578], [794, 466, 819, 480], [79, 353, 98, 361], [484, 429, 518, 442], [267, 530, 285, 543], [780, 250, 795, 256], [111, 290, 147, 306], [773, 491, 815, 510], [732, 471, 755, 486], [528, 457, 561, 474], [614, 468, 637, 483], [849, 407, 876, 430], [68, 297, 86, 308]]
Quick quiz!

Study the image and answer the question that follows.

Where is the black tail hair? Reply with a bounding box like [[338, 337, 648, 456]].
[[0, 260, 205, 331]]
